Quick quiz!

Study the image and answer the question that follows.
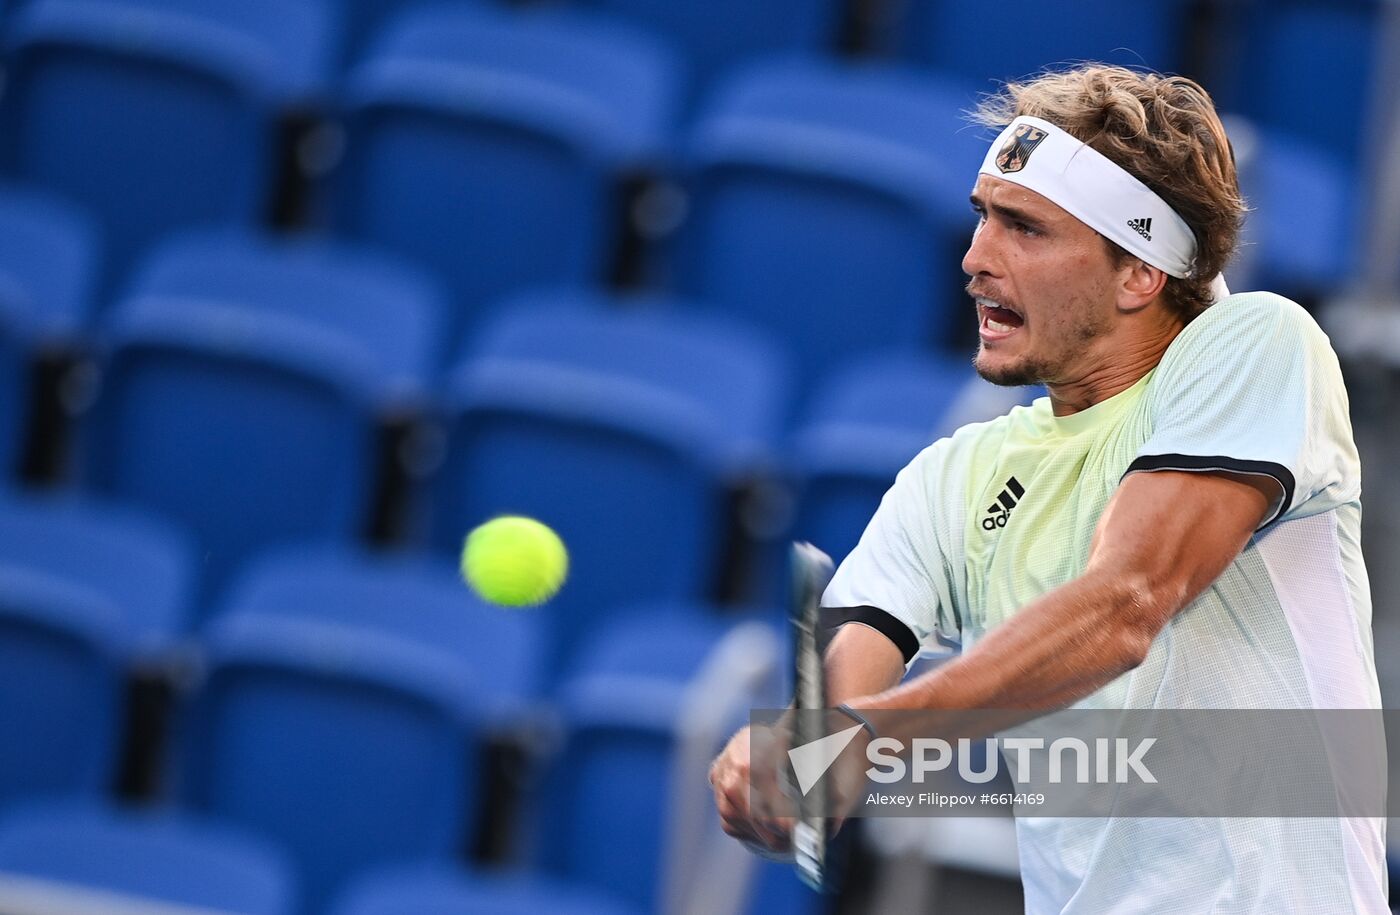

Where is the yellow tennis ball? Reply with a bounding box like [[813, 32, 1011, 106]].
[[460, 516, 568, 607]]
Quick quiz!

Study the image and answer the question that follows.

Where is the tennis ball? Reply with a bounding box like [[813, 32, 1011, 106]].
[[460, 515, 568, 607]]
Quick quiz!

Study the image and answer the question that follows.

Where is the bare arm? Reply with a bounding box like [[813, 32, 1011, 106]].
[[849, 469, 1276, 732], [714, 468, 1274, 848], [824, 621, 907, 704]]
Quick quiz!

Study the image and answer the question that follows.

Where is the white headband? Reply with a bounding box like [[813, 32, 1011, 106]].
[[978, 116, 1198, 280]]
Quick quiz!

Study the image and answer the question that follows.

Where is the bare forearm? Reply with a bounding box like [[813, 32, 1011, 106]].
[[824, 623, 906, 705], [849, 569, 1163, 736]]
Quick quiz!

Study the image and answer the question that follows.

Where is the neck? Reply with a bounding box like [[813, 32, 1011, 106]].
[[1046, 322, 1183, 416]]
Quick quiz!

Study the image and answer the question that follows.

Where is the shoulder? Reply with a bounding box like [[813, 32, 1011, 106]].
[[1162, 291, 1329, 369], [1151, 292, 1340, 401]]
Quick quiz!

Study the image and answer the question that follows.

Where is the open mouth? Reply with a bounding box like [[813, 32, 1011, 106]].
[[977, 297, 1024, 342]]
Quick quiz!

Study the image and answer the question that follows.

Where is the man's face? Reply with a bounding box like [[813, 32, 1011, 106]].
[[963, 175, 1123, 387]]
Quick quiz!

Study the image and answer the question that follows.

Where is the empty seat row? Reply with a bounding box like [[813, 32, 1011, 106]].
[[0, 801, 822, 913], [0, 802, 297, 915], [0, 322, 1014, 908], [0, 2, 1370, 337], [0, 0, 332, 275], [0, 0, 1182, 83], [334, 866, 639, 915], [0, 212, 1027, 603], [331, 6, 679, 343], [84, 230, 442, 589], [73, 253, 795, 598], [0, 3, 990, 349], [0, 803, 647, 914], [0, 503, 813, 912], [8, 0, 1369, 119]]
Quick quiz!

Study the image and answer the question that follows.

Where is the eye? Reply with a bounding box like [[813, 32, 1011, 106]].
[[1014, 221, 1041, 237]]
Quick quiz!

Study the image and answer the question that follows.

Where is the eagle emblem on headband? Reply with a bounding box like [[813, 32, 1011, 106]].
[[996, 124, 1048, 173]]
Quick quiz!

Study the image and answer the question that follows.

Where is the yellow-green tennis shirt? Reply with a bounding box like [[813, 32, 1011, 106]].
[[822, 291, 1384, 913]]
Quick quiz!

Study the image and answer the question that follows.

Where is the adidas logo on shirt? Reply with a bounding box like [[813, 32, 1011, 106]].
[[1127, 217, 1153, 241], [982, 476, 1026, 530]]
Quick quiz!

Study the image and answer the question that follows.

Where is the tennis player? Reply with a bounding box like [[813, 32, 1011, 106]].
[[709, 65, 1385, 912]]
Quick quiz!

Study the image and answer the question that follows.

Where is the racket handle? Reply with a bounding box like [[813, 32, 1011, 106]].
[[792, 822, 825, 889]]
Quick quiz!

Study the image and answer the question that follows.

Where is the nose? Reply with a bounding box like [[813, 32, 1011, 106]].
[[961, 217, 1001, 280]]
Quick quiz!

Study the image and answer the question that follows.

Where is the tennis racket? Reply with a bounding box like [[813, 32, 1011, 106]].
[[789, 541, 835, 891]]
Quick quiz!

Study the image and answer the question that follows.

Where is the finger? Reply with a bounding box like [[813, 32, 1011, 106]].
[[720, 815, 761, 843], [744, 783, 789, 851], [754, 820, 791, 851], [761, 815, 795, 844], [716, 783, 750, 826], [748, 746, 781, 805], [748, 777, 777, 825], [715, 787, 759, 843], [718, 804, 766, 847], [712, 751, 748, 797], [718, 774, 750, 812]]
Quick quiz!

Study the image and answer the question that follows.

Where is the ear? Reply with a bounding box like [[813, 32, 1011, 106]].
[[1116, 259, 1169, 314]]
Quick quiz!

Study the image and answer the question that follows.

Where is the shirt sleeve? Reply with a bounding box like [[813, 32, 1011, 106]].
[[819, 439, 964, 664], [1126, 292, 1360, 528]]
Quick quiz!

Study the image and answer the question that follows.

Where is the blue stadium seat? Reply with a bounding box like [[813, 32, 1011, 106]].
[[0, 184, 99, 479], [178, 609, 482, 912], [125, 229, 449, 378], [330, 6, 679, 342], [1233, 126, 1356, 295], [674, 61, 986, 382], [0, 184, 98, 341], [0, 0, 335, 275], [562, 600, 774, 683], [792, 353, 1034, 564], [339, 0, 483, 65], [1212, 0, 1382, 292], [536, 650, 710, 914], [0, 495, 194, 647], [533, 623, 815, 915], [220, 544, 543, 715], [1214, 0, 1381, 175], [430, 290, 790, 677], [332, 865, 636, 915], [0, 495, 193, 811], [0, 801, 295, 915], [897, 0, 1189, 86], [574, 0, 843, 91], [81, 230, 442, 594]]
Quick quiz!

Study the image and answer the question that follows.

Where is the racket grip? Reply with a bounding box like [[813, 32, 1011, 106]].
[[792, 822, 825, 889]]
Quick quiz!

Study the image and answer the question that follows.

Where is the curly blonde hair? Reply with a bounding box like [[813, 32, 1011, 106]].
[[969, 65, 1245, 322]]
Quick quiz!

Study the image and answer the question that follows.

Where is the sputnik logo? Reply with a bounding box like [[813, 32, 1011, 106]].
[[787, 725, 864, 795]]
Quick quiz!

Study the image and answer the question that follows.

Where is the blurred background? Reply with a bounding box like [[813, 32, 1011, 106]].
[[0, 0, 1395, 912]]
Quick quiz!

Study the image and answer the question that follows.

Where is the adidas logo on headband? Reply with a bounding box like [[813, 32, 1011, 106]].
[[1127, 218, 1153, 241], [978, 116, 1193, 278], [978, 116, 1231, 303]]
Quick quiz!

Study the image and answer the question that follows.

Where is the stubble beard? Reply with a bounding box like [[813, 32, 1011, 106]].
[[972, 302, 1112, 388], [974, 349, 1055, 387]]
